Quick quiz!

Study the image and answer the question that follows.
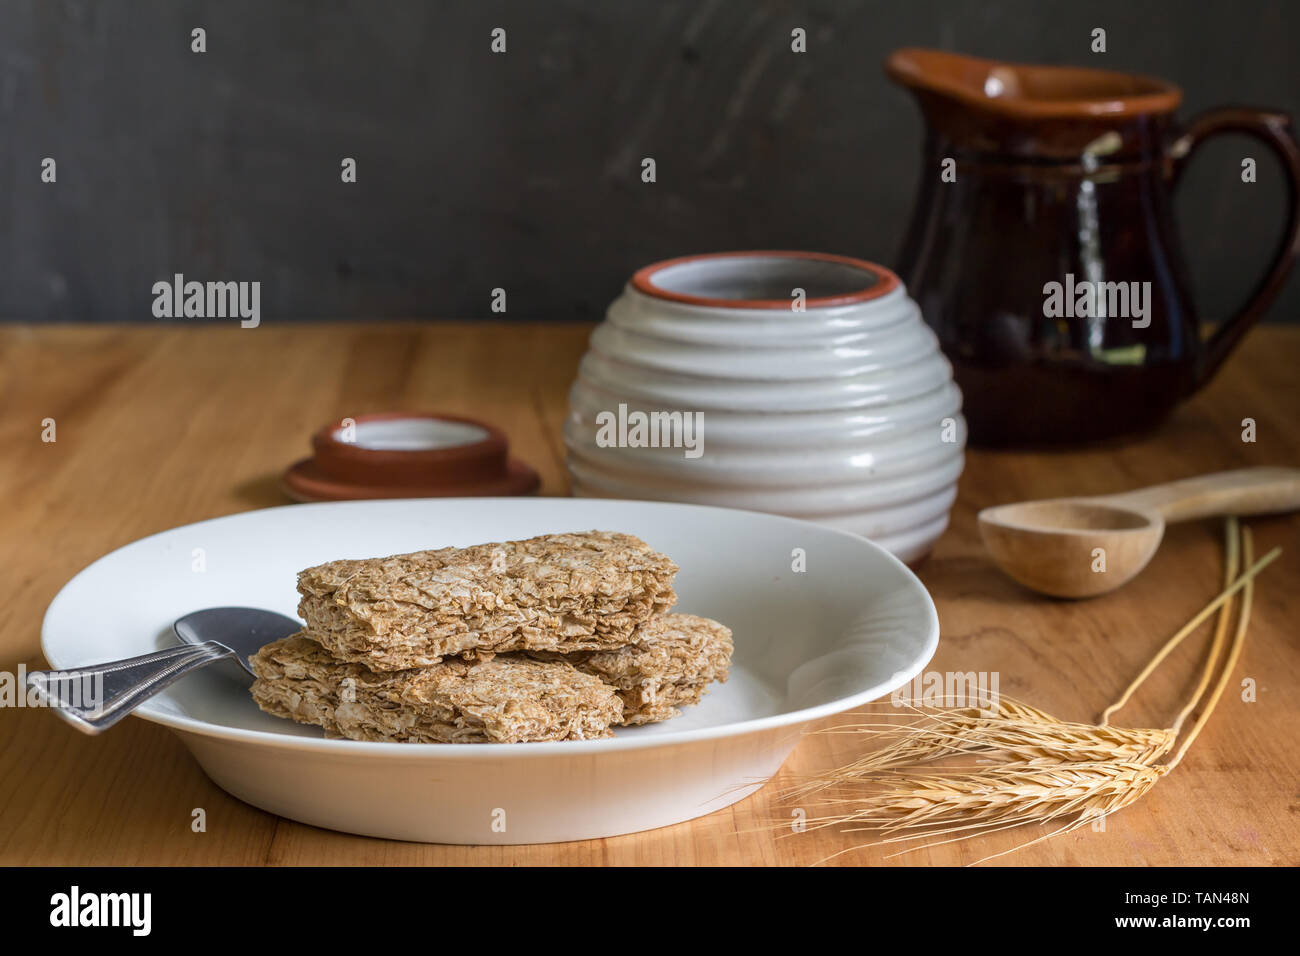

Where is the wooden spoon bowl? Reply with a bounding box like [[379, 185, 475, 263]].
[[979, 499, 1165, 598]]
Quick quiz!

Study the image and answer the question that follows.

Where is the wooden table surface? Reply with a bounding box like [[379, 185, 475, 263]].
[[2, 321, 1297, 866]]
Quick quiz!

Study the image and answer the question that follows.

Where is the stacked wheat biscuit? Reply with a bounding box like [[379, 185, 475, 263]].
[[249, 531, 733, 743]]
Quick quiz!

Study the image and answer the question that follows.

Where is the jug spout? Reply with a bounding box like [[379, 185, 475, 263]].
[[885, 47, 1182, 158]]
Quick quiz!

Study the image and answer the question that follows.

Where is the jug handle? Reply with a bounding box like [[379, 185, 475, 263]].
[[1169, 107, 1300, 388]]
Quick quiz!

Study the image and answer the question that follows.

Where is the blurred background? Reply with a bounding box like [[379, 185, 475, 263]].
[[3, 0, 1297, 322]]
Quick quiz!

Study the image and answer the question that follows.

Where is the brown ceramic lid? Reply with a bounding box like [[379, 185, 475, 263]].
[[282, 412, 540, 502]]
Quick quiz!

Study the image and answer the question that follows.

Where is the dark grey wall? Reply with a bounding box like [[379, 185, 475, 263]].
[[5, 0, 1299, 322]]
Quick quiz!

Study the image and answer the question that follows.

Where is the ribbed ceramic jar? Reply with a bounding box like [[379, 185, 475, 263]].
[[565, 251, 965, 562]]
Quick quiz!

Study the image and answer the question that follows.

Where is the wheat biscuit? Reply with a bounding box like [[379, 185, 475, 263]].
[[296, 530, 678, 670], [250, 634, 623, 743], [538, 613, 733, 725]]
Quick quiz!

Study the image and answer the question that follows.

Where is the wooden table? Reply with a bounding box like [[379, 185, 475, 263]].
[[2, 322, 1297, 866]]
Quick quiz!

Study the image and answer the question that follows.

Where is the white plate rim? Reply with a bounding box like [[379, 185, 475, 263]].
[[41, 498, 940, 761]]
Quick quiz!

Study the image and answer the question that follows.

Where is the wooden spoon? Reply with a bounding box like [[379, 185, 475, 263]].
[[978, 467, 1300, 598]]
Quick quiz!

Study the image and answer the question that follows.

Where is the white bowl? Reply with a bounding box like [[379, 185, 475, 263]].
[[566, 251, 966, 562], [41, 497, 938, 845]]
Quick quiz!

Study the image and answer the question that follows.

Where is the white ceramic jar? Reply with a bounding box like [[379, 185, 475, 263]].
[[565, 251, 965, 563]]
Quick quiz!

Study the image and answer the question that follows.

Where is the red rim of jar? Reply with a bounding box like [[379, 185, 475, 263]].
[[630, 250, 901, 310]]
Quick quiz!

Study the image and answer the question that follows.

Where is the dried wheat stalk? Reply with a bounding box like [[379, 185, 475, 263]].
[[786, 698, 1175, 802], [781, 518, 1274, 864]]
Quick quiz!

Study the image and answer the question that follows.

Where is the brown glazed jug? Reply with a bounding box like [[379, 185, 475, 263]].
[[886, 48, 1300, 446]]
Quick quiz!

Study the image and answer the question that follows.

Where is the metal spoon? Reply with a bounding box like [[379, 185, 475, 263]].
[[978, 467, 1300, 598], [27, 607, 300, 734]]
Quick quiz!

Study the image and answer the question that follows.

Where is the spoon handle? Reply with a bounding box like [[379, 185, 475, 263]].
[[1100, 467, 1300, 523], [26, 641, 234, 735]]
